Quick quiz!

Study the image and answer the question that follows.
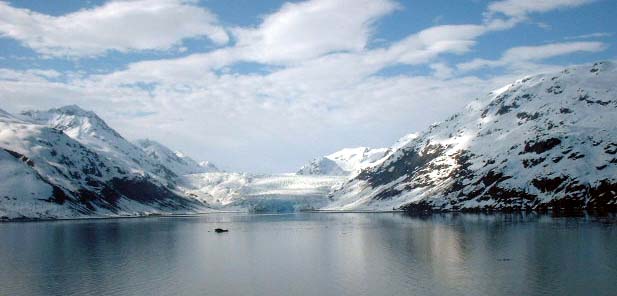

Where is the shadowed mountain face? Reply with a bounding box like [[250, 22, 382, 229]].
[[329, 62, 617, 212]]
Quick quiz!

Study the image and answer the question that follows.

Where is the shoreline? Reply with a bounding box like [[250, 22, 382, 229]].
[[3, 208, 616, 223], [0, 209, 410, 223], [0, 210, 246, 224]]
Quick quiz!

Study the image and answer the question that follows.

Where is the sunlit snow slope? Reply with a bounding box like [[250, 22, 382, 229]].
[[328, 61, 617, 212]]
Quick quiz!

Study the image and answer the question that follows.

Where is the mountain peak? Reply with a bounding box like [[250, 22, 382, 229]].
[[20, 105, 122, 139], [21, 104, 96, 120], [298, 146, 390, 176], [55, 104, 93, 115]]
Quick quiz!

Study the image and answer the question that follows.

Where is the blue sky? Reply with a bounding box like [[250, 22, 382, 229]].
[[0, 0, 615, 172]]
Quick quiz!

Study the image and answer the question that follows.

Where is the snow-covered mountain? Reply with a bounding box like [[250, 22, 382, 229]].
[[135, 138, 220, 176], [297, 147, 390, 176], [20, 105, 177, 183], [327, 61, 617, 212], [0, 106, 204, 220]]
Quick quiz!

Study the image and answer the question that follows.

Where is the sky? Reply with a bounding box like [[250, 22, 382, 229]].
[[0, 0, 615, 173]]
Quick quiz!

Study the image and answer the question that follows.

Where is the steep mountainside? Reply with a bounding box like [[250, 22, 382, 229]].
[[297, 147, 390, 176], [328, 61, 617, 212], [21, 106, 177, 183], [135, 139, 220, 176], [0, 107, 202, 220]]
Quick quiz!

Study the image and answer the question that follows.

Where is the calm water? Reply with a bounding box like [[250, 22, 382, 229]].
[[1, 213, 616, 296]]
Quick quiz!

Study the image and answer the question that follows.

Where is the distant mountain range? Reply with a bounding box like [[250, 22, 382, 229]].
[[1, 61, 616, 219]]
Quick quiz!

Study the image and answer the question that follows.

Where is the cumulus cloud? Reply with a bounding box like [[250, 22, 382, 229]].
[[231, 0, 400, 64], [0, 0, 228, 57]]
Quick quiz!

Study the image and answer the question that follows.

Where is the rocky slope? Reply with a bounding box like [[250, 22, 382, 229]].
[[327, 61, 617, 212]]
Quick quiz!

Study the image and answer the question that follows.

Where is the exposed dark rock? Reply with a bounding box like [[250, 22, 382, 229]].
[[358, 144, 446, 189], [523, 138, 562, 154], [516, 112, 541, 121], [532, 176, 567, 193], [496, 101, 520, 115], [50, 186, 69, 205], [2, 148, 35, 167], [567, 152, 585, 160], [547, 85, 563, 94], [522, 157, 546, 168], [605, 143, 617, 155], [588, 180, 617, 210]]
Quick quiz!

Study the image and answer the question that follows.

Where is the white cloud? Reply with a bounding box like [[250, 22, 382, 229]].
[[0, 69, 58, 81], [390, 25, 487, 65], [0, 0, 228, 57], [487, 0, 594, 18], [96, 22, 492, 89], [0, 0, 606, 172], [458, 41, 606, 71], [564, 32, 613, 40], [502, 41, 606, 61], [0, 65, 500, 172], [430, 63, 454, 79], [230, 0, 400, 64]]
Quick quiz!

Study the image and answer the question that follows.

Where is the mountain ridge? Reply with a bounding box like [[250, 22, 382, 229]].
[[134, 138, 220, 176], [327, 61, 617, 212]]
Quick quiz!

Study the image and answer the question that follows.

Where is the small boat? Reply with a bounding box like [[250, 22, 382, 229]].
[[214, 228, 229, 233]]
